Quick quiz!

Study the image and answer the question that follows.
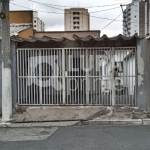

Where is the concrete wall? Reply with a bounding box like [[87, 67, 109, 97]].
[[136, 39, 148, 110], [11, 41, 18, 111], [0, 41, 2, 115], [34, 31, 100, 40]]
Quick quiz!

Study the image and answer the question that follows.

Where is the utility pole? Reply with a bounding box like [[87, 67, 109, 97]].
[[147, 0, 150, 36], [0, 0, 12, 121]]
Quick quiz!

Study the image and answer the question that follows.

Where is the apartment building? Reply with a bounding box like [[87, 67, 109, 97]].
[[33, 11, 45, 32], [64, 8, 90, 31], [123, 0, 150, 37]]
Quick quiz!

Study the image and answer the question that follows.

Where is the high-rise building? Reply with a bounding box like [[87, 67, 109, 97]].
[[33, 11, 45, 32], [123, 0, 150, 37], [64, 8, 90, 31]]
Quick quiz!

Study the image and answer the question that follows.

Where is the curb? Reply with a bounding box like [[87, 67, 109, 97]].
[[1, 119, 150, 127], [81, 119, 150, 126], [0, 121, 80, 128]]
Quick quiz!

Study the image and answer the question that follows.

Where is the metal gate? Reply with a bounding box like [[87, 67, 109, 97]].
[[17, 47, 137, 106]]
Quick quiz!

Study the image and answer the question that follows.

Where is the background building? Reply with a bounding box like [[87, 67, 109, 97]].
[[33, 11, 45, 32], [10, 10, 45, 39], [64, 8, 90, 31], [123, 0, 150, 37]]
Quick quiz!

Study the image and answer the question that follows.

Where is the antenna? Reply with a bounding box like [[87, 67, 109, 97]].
[[78, 1, 79, 7]]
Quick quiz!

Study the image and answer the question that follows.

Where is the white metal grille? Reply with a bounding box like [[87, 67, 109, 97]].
[[17, 47, 137, 106]]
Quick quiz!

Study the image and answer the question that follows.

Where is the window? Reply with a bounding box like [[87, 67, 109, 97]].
[[73, 26, 80, 29], [73, 21, 80, 25], [73, 17, 80, 20], [34, 25, 36, 27], [34, 20, 36, 23], [73, 12, 80, 15]]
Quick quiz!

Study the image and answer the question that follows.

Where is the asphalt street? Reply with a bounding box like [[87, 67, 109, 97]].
[[0, 126, 150, 150]]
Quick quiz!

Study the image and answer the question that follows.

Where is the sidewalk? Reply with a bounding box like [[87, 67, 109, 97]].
[[0, 106, 150, 127], [80, 107, 150, 126], [13, 106, 104, 122]]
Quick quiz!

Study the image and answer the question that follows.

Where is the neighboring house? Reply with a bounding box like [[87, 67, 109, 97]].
[[123, 0, 150, 37], [10, 10, 45, 39], [64, 8, 90, 31], [10, 23, 33, 38], [34, 30, 100, 40]]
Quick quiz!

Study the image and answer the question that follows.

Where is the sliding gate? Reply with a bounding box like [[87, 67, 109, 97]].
[[17, 47, 137, 106]]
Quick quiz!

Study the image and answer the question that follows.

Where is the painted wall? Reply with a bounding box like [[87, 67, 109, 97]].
[[34, 31, 100, 40], [19, 27, 34, 39], [10, 11, 33, 24]]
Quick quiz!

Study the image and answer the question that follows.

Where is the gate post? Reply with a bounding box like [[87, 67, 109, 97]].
[[86, 49, 89, 104], [39, 50, 42, 105], [111, 47, 115, 106], [62, 49, 66, 104]]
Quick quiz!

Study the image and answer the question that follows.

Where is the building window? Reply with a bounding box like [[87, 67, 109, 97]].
[[73, 21, 80, 25], [34, 25, 36, 27], [73, 12, 80, 15], [73, 17, 80, 20], [34, 20, 36, 23], [73, 26, 80, 29]]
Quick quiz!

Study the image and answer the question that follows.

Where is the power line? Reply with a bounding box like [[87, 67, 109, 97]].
[[101, 13, 122, 31], [90, 7, 120, 13], [27, 0, 131, 8], [10, 2, 123, 21], [10, 1, 143, 24], [10, 3, 120, 14], [28, 0, 128, 14]]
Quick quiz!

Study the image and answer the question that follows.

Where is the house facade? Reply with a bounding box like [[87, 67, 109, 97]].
[[1, 34, 150, 116]]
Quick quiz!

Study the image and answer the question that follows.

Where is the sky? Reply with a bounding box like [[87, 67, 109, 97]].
[[10, 0, 133, 37]]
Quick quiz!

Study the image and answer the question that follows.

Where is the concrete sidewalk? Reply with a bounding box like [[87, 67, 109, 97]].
[[13, 106, 105, 122], [0, 106, 150, 127], [80, 107, 150, 126]]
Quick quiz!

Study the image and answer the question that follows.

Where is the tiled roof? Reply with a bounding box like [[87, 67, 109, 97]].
[[11, 33, 141, 42]]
